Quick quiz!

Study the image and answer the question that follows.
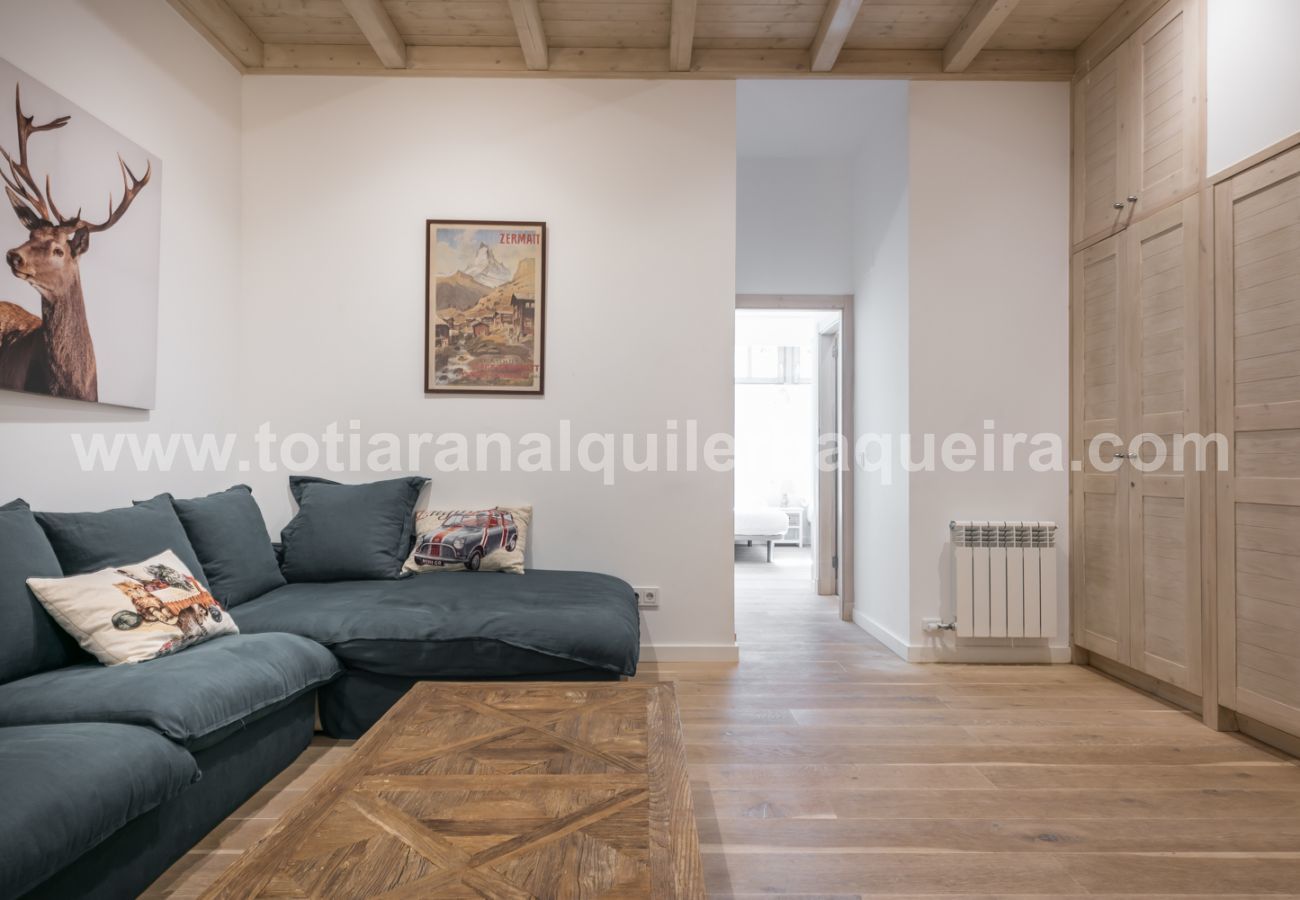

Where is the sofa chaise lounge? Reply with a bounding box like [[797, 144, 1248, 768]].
[[236, 568, 641, 738]]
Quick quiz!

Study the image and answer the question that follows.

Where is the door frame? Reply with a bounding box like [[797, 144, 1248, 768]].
[[816, 323, 841, 598], [736, 293, 856, 623]]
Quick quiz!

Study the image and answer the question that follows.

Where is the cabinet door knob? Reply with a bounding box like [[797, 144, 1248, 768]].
[[1127, 195, 1139, 203], [1114, 201, 1126, 209], [1113, 452, 1131, 460]]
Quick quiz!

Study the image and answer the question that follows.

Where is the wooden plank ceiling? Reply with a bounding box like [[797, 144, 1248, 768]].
[[167, 0, 1131, 78]]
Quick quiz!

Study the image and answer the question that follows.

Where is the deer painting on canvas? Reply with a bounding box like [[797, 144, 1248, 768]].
[[0, 61, 161, 409]]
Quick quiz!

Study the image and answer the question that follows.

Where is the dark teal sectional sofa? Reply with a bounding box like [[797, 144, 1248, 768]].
[[0, 495, 638, 899]]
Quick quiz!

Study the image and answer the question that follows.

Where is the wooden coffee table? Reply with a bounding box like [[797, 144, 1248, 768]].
[[203, 681, 704, 899]]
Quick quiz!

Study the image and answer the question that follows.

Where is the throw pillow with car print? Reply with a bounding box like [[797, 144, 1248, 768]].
[[26, 550, 238, 665], [404, 506, 531, 574]]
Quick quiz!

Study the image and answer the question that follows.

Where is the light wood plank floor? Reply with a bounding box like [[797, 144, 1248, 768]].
[[148, 545, 1300, 897]]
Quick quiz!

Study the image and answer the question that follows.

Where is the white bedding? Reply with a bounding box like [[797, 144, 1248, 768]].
[[735, 507, 789, 538]]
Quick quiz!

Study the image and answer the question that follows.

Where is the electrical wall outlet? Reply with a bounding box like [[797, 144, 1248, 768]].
[[634, 586, 660, 609]]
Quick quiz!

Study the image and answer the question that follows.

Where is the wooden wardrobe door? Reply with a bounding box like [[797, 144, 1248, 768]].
[[1072, 234, 1130, 662], [1216, 146, 1300, 734], [1128, 0, 1202, 216], [1073, 45, 1132, 249], [1127, 197, 1202, 691]]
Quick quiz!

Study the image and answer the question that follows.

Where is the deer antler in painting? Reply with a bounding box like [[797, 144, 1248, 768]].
[[75, 154, 152, 235], [0, 85, 70, 225], [0, 85, 151, 235]]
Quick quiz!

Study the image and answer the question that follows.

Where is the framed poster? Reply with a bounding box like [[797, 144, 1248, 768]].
[[425, 220, 546, 395], [0, 58, 162, 409]]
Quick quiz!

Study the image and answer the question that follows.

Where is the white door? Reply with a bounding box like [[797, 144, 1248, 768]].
[[817, 327, 840, 598]]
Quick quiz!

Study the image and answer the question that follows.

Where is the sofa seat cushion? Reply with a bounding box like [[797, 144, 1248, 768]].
[[0, 633, 340, 749], [235, 570, 640, 678], [0, 722, 199, 899]]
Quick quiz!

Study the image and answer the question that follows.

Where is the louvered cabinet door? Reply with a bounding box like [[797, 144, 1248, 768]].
[[1072, 234, 1130, 663], [1216, 146, 1300, 734], [1128, 0, 1202, 217], [1073, 45, 1132, 249], [1126, 197, 1202, 692]]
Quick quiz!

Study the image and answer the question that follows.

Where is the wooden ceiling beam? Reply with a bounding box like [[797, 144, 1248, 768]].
[[257, 44, 1075, 81], [506, 0, 550, 71], [167, 0, 1117, 80], [809, 0, 865, 73], [943, 0, 1021, 73], [165, 0, 263, 70], [340, 0, 407, 69], [669, 0, 699, 72]]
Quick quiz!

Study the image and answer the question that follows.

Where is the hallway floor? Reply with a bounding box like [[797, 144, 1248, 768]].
[[638, 545, 1300, 897], [147, 545, 1300, 897]]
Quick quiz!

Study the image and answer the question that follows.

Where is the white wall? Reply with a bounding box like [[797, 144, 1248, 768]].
[[741, 80, 1070, 662], [736, 157, 855, 294], [0, 0, 244, 510], [240, 77, 738, 659], [1206, 0, 1300, 175], [850, 83, 911, 649], [906, 81, 1071, 659]]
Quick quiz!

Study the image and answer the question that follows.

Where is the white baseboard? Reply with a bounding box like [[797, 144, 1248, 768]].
[[906, 642, 1073, 664], [853, 610, 910, 661], [852, 610, 1071, 664], [639, 642, 740, 663]]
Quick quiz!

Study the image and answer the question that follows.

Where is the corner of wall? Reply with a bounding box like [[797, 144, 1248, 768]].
[[850, 83, 912, 652], [900, 79, 1071, 656]]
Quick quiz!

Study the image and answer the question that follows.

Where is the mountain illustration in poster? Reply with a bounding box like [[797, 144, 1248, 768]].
[[464, 242, 512, 287], [0, 58, 162, 409], [426, 221, 545, 394]]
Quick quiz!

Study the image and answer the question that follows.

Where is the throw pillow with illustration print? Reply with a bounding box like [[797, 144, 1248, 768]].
[[403, 506, 531, 574], [27, 550, 238, 665]]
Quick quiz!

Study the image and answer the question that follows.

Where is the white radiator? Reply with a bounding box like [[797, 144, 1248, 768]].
[[950, 521, 1058, 639]]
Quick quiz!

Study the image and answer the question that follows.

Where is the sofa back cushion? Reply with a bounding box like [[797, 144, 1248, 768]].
[[172, 485, 285, 608], [36, 494, 209, 585], [0, 500, 82, 683], [280, 476, 427, 582]]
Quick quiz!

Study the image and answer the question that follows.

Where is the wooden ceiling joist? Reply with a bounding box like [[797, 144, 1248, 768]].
[[670, 0, 699, 73], [943, 0, 1022, 73], [169, 0, 1122, 81], [506, 0, 550, 71], [809, 0, 866, 73], [166, 0, 262, 70], [257, 45, 1075, 81], [339, 0, 406, 70]]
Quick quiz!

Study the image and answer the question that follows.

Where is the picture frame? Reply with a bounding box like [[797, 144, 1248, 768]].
[[0, 58, 163, 410], [425, 219, 546, 395]]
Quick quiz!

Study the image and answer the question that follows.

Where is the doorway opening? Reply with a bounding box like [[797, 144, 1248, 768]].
[[734, 296, 854, 623]]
